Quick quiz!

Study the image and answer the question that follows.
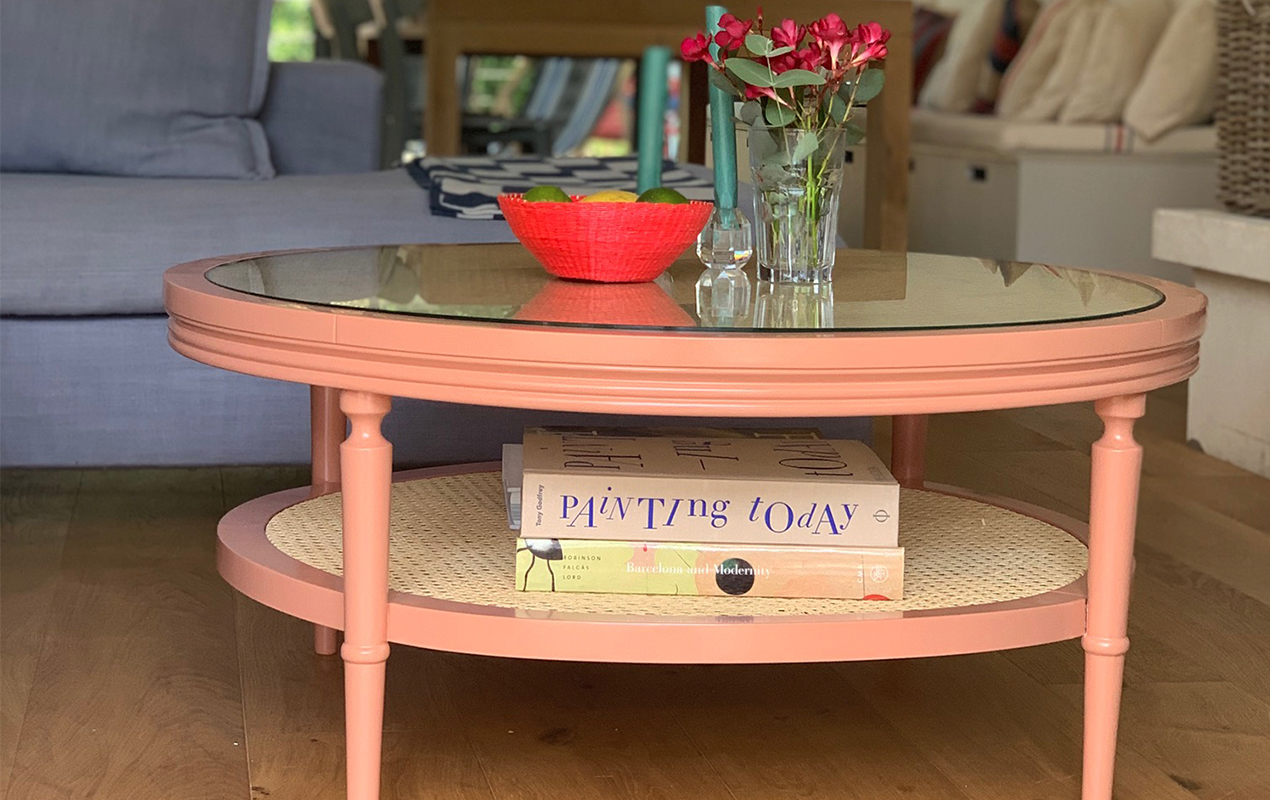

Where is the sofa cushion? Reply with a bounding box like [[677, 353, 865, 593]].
[[1123, 0, 1219, 141], [1059, 0, 1174, 124], [913, 8, 957, 99], [919, 0, 1005, 113], [0, 0, 274, 179], [0, 170, 518, 316], [911, 109, 1217, 155], [971, 0, 1041, 113], [1013, 2, 1100, 122], [996, 0, 1091, 120]]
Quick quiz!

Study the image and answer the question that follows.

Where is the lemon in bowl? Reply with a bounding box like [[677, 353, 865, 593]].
[[579, 190, 639, 203]]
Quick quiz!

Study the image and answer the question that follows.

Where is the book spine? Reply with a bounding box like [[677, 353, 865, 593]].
[[520, 472, 899, 547], [515, 538, 904, 599]]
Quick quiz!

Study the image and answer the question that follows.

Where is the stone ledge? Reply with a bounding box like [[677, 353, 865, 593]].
[[1152, 208, 1270, 283]]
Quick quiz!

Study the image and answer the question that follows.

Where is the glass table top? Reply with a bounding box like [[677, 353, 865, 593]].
[[205, 244, 1164, 333]]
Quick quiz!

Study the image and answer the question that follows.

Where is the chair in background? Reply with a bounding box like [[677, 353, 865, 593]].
[[444, 48, 628, 157], [312, 0, 424, 166]]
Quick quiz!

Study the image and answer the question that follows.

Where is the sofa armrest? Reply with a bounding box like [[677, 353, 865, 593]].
[[261, 61, 384, 174]]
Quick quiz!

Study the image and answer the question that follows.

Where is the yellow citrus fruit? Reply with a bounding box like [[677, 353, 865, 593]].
[[579, 190, 639, 203]]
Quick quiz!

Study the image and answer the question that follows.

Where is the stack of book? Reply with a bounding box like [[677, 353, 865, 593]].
[[502, 427, 902, 600]]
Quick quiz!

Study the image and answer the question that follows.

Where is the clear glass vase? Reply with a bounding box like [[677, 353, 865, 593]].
[[748, 121, 850, 283]]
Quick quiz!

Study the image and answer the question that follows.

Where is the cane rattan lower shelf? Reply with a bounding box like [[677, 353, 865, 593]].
[[218, 465, 1092, 664]]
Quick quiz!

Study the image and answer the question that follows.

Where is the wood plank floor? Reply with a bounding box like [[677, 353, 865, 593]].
[[3, 384, 1268, 800]]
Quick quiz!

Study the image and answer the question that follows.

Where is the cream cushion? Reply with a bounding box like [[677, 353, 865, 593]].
[[916, 0, 981, 13], [912, 108, 1216, 154], [1123, 0, 1218, 140], [918, 0, 1006, 112], [1013, 2, 1101, 120], [996, 0, 1092, 119], [1060, 0, 1175, 123]]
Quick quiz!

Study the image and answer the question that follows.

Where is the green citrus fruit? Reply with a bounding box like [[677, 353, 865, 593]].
[[637, 187, 690, 204], [522, 185, 571, 203]]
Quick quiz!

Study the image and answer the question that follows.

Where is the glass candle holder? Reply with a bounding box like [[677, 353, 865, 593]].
[[696, 206, 753, 271]]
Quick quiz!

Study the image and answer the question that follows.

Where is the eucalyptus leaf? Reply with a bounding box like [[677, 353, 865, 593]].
[[841, 121, 865, 146], [756, 163, 793, 187], [752, 127, 788, 164], [708, 67, 742, 98], [772, 68, 825, 88], [744, 33, 774, 55], [767, 68, 828, 88], [725, 58, 776, 88], [767, 45, 793, 57], [790, 131, 819, 164], [825, 94, 849, 124], [853, 68, 886, 103], [737, 99, 762, 125], [763, 101, 795, 127]]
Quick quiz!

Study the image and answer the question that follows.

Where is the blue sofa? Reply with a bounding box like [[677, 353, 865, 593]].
[[0, 2, 866, 467]]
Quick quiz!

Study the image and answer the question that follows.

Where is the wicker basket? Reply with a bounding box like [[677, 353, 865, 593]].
[[1217, 0, 1270, 216]]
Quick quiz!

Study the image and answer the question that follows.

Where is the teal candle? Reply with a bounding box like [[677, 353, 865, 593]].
[[636, 46, 670, 195], [706, 5, 738, 212]]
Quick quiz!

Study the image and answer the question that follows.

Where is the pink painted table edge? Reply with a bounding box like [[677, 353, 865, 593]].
[[162, 247, 1206, 800]]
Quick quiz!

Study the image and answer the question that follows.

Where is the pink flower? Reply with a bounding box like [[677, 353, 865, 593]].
[[744, 84, 779, 102], [770, 53, 793, 74], [770, 18, 805, 49], [808, 12, 851, 66], [850, 41, 888, 65], [680, 32, 712, 63], [713, 13, 752, 52], [793, 47, 824, 70], [845, 22, 890, 67], [855, 21, 891, 47], [771, 46, 823, 73]]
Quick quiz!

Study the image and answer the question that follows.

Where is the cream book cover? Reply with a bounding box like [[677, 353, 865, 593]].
[[515, 538, 904, 600], [521, 432, 899, 547]]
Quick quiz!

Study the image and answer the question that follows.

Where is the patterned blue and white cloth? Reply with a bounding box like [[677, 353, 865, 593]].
[[406, 156, 714, 220]]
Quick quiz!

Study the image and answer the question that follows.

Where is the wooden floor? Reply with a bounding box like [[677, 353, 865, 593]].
[[3, 384, 1269, 800]]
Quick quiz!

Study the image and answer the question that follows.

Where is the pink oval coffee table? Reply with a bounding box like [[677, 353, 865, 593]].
[[164, 244, 1204, 800]]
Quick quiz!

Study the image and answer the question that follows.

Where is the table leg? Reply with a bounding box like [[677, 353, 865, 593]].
[[339, 390, 393, 800], [312, 386, 346, 656], [891, 414, 929, 489], [1082, 393, 1145, 800]]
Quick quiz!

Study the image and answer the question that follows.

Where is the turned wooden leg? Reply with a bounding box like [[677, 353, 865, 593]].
[[312, 386, 346, 656], [891, 414, 929, 489], [339, 390, 393, 800], [1082, 394, 1146, 800]]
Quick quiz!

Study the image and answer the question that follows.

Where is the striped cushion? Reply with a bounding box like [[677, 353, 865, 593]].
[[972, 0, 1041, 114], [406, 157, 714, 220], [913, 8, 957, 101]]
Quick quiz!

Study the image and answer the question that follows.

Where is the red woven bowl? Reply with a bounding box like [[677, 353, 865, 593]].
[[498, 194, 713, 282]]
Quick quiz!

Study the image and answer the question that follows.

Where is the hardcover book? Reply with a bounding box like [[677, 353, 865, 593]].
[[525, 425, 823, 440], [520, 432, 899, 547], [515, 537, 904, 599], [502, 443, 522, 529]]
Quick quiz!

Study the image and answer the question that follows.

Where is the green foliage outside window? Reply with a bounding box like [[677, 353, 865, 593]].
[[269, 0, 316, 62]]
